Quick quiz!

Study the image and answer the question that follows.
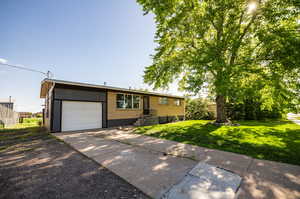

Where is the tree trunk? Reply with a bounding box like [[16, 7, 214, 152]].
[[216, 95, 227, 123]]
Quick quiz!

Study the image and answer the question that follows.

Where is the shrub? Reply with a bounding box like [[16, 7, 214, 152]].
[[226, 100, 285, 120], [22, 118, 42, 124], [35, 113, 43, 118], [38, 120, 43, 126], [185, 98, 215, 120]]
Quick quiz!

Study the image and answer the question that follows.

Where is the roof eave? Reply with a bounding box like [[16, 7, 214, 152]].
[[41, 78, 185, 99]]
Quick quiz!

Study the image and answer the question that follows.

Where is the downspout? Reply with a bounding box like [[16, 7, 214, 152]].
[[48, 82, 55, 132], [49, 82, 55, 95]]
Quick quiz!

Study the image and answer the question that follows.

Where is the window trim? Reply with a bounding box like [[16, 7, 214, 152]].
[[174, 99, 181, 106], [159, 97, 168, 105], [116, 93, 141, 110], [132, 95, 140, 109]]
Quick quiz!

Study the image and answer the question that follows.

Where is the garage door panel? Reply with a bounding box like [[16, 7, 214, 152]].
[[62, 101, 102, 131]]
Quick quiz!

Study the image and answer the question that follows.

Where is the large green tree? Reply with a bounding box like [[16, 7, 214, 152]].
[[137, 0, 300, 123]]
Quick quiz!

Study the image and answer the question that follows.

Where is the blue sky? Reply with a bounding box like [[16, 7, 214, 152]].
[[0, 0, 181, 112]]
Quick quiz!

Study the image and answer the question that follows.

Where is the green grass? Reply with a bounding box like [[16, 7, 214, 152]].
[[0, 118, 42, 130], [0, 118, 47, 152], [22, 117, 42, 123], [0, 126, 51, 152], [296, 117, 300, 120], [135, 120, 300, 165]]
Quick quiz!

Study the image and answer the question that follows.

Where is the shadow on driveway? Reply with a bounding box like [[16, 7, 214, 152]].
[[0, 129, 149, 199]]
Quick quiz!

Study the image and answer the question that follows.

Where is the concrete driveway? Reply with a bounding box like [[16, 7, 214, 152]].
[[55, 130, 197, 198], [54, 127, 300, 199]]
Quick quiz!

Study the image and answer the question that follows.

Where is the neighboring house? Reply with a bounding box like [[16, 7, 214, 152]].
[[40, 79, 185, 132], [19, 112, 32, 119], [0, 100, 19, 127]]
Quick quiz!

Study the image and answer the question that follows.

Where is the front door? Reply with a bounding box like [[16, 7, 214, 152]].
[[143, 96, 150, 115]]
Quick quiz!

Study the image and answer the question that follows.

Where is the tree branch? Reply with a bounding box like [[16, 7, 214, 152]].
[[229, 14, 258, 66]]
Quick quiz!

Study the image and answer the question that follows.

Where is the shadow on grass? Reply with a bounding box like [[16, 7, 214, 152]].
[[135, 121, 300, 165], [0, 126, 44, 133], [237, 119, 294, 127], [0, 126, 50, 152]]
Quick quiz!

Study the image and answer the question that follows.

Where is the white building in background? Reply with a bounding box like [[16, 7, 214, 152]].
[[0, 97, 19, 127]]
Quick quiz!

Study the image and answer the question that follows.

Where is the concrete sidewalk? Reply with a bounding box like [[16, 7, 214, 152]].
[[288, 113, 300, 125], [54, 127, 300, 199]]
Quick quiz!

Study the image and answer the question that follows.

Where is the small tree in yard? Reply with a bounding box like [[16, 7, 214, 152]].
[[137, 0, 300, 123], [185, 98, 215, 120]]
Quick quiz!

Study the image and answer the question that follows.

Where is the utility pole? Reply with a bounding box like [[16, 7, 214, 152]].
[[46, 70, 53, 78]]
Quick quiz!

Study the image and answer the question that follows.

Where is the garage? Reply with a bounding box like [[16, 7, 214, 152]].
[[61, 101, 102, 131]]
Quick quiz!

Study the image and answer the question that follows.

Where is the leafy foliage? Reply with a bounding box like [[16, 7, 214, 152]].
[[137, 0, 300, 121], [185, 98, 215, 120], [226, 100, 284, 120], [22, 118, 42, 124]]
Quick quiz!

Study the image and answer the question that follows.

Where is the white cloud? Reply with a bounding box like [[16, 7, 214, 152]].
[[0, 58, 8, 64]]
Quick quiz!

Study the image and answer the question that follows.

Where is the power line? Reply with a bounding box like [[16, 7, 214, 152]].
[[0, 63, 46, 74], [0, 63, 53, 78]]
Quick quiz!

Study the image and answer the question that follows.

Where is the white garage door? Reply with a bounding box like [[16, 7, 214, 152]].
[[61, 101, 102, 131]]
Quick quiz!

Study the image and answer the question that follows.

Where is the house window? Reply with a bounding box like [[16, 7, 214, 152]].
[[125, 94, 132, 109], [116, 94, 125, 108], [116, 94, 140, 109], [174, 99, 181, 106], [159, 97, 168, 105], [133, 96, 140, 109]]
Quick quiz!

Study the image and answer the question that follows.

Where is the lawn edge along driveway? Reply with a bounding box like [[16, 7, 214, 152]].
[[54, 130, 197, 199], [54, 127, 300, 199], [135, 120, 300, 166]]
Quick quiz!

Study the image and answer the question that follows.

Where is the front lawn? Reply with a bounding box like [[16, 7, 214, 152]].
[[0, 118, 46, 152], [135, 120, 300, 165], [0, 126, 50, 152]]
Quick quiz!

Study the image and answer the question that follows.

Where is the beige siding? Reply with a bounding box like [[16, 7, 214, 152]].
[[107, 91, 185, 120], [149, 96, 185, 117], [107, 91, 143, 120]]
